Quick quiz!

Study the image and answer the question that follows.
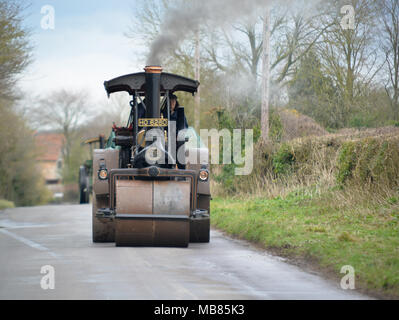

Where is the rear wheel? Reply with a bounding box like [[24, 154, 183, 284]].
[[79, 166, 89, 204], [190, 217, 210, 243], [190, 195, 210, 243], [92, 194, 115, 243]]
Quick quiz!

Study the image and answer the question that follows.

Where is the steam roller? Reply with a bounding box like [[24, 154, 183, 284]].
[[91, 66, 211, 247]]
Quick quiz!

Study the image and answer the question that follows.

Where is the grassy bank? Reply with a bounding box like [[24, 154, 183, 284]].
[[211, 126, 399, 298], [211, 190, 399, 298], [0, 199, 15, 210]]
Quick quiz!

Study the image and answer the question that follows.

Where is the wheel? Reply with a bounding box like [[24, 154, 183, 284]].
[[190, 195, 210, 243], [92, 193, 115, 243], [79, 185, 89, 204], [190, 217, 210, 243], [79, 166, 89, 204]]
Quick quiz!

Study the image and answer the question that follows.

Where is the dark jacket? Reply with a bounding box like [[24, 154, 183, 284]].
[[162, 108, 188, 129], [137, 102, 146, 131], [137, 102, 146, 119]]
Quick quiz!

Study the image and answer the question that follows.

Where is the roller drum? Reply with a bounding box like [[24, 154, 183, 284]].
[[115, 179, 190, 247]]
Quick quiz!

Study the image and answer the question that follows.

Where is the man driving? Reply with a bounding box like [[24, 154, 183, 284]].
[[162, 93, 188, 129]]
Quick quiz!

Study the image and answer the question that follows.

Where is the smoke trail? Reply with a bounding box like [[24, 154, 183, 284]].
[[146, 0, 271, 65]]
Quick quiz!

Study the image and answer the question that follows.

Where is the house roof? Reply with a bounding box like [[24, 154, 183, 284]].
[[35, 133, 65, 162]]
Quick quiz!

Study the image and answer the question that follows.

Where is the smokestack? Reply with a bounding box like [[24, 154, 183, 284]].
[[144, 66, 162, 119]]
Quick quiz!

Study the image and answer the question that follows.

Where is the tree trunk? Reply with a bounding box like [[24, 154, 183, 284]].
[[261, 8, 271, 144], [195, 30, 201, 132]]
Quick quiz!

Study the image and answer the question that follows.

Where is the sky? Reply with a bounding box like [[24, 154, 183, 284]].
[[20, 0, 145, 106]]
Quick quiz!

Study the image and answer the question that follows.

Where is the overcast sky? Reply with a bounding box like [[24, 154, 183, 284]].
[[20, 0, 144, 105]]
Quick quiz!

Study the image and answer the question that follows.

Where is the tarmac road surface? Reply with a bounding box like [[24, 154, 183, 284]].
[[0, 204, 369, 300]]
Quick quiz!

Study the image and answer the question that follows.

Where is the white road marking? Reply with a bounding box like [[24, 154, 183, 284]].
[[0, 228, 59, 259], [0, 219, 51, 229]]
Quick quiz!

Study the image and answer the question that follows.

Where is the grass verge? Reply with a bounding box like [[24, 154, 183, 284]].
[[211, 191, 399, 299], [0, 199, 15, 210]]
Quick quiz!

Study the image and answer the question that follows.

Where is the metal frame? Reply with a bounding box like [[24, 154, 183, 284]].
[[165, 90, 172, 163], [115, 214, 189, 221], [134, 91, 138, 154], [130, 90, 174, 163]]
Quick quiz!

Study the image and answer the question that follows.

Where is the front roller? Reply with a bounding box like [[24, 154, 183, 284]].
[[115, 215, 189, 247], [114, 180, 191, 247]]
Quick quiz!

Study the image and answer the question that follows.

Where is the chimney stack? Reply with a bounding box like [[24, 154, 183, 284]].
[[144, 66, 162, 119]]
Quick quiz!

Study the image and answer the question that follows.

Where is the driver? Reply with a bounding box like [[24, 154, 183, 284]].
[[162, 93, 188, 128]]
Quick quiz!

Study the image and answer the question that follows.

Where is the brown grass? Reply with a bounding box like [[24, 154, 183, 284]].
[[278, 109, 328, 141], [212, 125, 399, 207]]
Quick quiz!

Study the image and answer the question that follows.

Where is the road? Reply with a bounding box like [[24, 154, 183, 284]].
[[0, 204, 369, 300]]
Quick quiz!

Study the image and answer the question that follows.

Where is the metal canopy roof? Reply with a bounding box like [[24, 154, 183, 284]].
[[104, 72, 200, 97]]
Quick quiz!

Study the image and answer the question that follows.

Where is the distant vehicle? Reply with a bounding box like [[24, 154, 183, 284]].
[[92, 66, 211, 247], [79, 136, 105, 204]]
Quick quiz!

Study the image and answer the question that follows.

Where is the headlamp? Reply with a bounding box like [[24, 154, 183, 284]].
[[98, 159, 108, 180], [98, 169, 108, 180], [199, 169, 209, 182]]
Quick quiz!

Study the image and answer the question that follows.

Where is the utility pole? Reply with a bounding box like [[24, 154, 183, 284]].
[[195, 29, 201, 132], [261, 7, 271, 144]]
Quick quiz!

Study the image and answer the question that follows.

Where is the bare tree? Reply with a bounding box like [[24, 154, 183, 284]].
[[316, 0, 381, 126], [272, 12, 333, 85], [84, 93, 131, 138], [380, 0, 399, 120], [31, 90, 89, 165], [202, 8, 332, 97], [203, 15, 284, 83]]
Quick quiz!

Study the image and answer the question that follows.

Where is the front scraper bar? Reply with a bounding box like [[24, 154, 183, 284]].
[[97, 210, 209, 219], [115, 214, 189, 221]]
